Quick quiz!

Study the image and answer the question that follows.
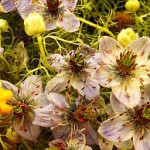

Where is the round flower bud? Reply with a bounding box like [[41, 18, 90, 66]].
[[0, 19, 9, 32], [6, 127, 20, 143], [125, 0, 140, 12], [117, 28, 136, 47], [24, 13, 46, 36]]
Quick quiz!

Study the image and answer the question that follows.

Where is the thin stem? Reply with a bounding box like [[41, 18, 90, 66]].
[[36, 35, 54, 73], [134, 12, 140, 32], [78, 17, 115, 38], [22, 139, 32, 150]]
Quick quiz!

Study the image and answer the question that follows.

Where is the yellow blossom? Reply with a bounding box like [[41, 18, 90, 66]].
[[125, 0, 140, 12], [0, 19, 9, 32], [24, 13, 46, 36], [0, 88, 13, 116]]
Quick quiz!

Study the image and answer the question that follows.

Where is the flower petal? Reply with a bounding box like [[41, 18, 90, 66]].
[[72, 77, 100, 101], [98, 114, 134, 142], [33, 104, 64, 127], [144, 83, 150, 103], [98, 136, 113, 150], [1, 80, 18, 93], [45, 17, 58, 31], [126, 37, 150, 65], [0, 47, 3, 56], [13, 118, 40, 141], [20, 75, 42, 98], [99, 36, 124, 64], [45, 71, 70, 93], [133, 131, 150, 150], [112, 78, 141, 108], [110, 92, 127, 113], [93, 65, 120, 88], [60, 0, 78, 10], [0, 0, 16, 12], [58, 11, 80, 32]]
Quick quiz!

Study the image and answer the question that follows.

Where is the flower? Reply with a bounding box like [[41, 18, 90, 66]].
[[24, 13, 46, 36], [47, 131, 92, 150], [98, 85, 150, 150], [117, 28, 136, 47], [1, 76, 42, 141], [0, 0, 31, 16], [94, 36, 150, 108], [0, 19, 9, 32], [0, 87, 12, 116], [45, 47, 101, 101], [20, 0, 80, 32], [125, 0, 140, 12]]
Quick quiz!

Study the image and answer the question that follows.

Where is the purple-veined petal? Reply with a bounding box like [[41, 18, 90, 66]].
[[33, 104, 64, 127], [0, 0, 16, 12], [98, 114, 134, 142], [1, 80, 18, 93], [58, 10, 80, 32], [45, 71, 70, 93], [110, 92, 127, 113], [112, 78, 141, 108], [20, 75, 42, 98], [99, 36, 124, 64], [133, 130, 150, 150], [126, 37, 150, 65], [60, 0, 78, 11], [13, 118, 40, 141], [45, 17, 58, 31], [72, 77, 100, 101]]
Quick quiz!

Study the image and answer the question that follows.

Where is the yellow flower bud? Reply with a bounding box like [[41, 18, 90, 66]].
[[24, 13, 46, 36], [0, 19, 9, 32], [6, 126, 20, 143], [125, 0, 140, 12], [117, 28, 136, 47]]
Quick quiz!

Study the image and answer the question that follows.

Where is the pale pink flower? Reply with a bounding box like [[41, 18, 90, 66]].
[[20, 0, 80, 32], [98, 84, 150, 150], [94, 36, 150, 108]]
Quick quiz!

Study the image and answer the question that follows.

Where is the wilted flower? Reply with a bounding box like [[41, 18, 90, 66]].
[[98, 84, 150, 150], [117, 28, 136, 47], [0, 86, 13, 116], [94, 36, 150, 108], [21, 0, 80, 32], [1, 76, 42, 141], [24, 13, 46, 36], [46, 47, 101, 101], [125, 0, 140, 12], [0, 19, 9, 32]]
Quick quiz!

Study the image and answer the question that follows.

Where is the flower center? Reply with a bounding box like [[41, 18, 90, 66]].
[[68, 51, 85, 73], [46, 0, 60, 16], [115, 50, 137, 79]]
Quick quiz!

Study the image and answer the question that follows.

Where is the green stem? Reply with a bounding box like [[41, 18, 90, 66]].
[[36, 35, 54, 73], [0, 30, 1, 47], [134, 12, 140, 32], [78, 17, 115, 38], [22, 139, 32, 150]]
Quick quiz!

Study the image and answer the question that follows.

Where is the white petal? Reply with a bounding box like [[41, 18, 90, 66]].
[[99, 36, 124, 64], [58, 11, 80, 32], [20, 75, 42, 98], [52, 125, 70, 139], [0, 47, 3, 56], [93, 65, 120, 88], [45, 17, 58, 31], [1, 80, 18, 93], [46, 92, 69, 109], [126, 37, 150, 65], [45, 71, 70, 93], [98, 114, 134, 142], [110, 92, 127, 113], [105, 104, 114, 116], [13, 118, 40, 141], [60, 0, 78, 10], [145, 83, 150, 103], [34, 93, 50, 107], [112, 78, 141, 108], [33, 104, 64, 127], [133, 131, 150, 150], [113, 139, 133, 150], [48, 54, 67, 72], [0, 0, 16, 12], [72, 77, 100, 101], [98, 136, 113, 150]]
